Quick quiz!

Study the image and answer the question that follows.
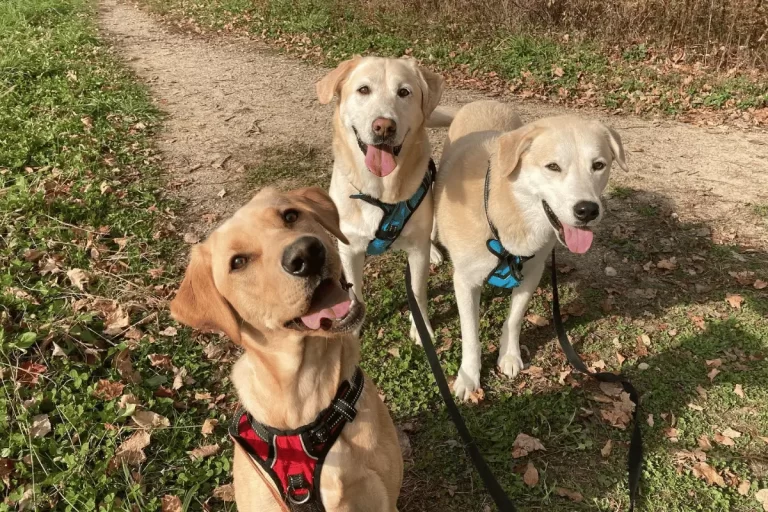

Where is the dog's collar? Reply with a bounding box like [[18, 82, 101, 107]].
[[230, 367, 364, 509], [484, 162, 533, 289], [350, 159, 436, 256]]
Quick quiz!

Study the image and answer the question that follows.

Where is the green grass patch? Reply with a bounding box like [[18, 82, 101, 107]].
[[0, 0, 234, 509]]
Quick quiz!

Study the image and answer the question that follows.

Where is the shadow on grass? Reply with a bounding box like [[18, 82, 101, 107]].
[[357, 188, 768, 511]]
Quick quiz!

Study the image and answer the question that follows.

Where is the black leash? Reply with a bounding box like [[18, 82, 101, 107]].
[[405, 249, 643, 511], [549, 249, 642, 511], [405, 264, 517, 512]]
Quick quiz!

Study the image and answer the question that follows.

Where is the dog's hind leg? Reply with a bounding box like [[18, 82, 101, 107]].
[[497, 249, 549, 378], [429, 220, 443, 265]]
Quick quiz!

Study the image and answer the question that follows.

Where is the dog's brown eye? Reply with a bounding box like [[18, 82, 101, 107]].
[[230, 255, 248, 271], [283, 209, 299, 223], [546, 163, 561, 172], [592, 161, 606, 171], [397, 88, 410, 98], [357, 86, 370, 95]]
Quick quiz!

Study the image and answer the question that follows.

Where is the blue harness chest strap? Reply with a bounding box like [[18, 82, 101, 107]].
[[350, 159, 436, 256], [484, 163, 533, 289]]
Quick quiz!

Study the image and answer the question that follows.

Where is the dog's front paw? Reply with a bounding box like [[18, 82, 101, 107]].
[[409, 314, 434, 346], [452, 368, 481, 401], [497, 354, 525, 378], [429, 243, 444, 266]]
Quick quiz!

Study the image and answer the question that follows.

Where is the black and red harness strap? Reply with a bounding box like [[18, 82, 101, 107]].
[[229, 368, 365, 511]]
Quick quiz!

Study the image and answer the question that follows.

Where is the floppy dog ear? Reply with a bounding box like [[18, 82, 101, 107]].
[[170, 244, 241, 344], [289, 187, 349, 245], [417, 65, 445, 118], [496, 126, 543, 177], [316, 56, 362, 104], [604, 125, 628, 171]]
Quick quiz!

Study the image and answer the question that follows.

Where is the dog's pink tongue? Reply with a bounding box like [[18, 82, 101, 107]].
[[562, 224, 594, 254], [364, 145, 397, 177], [300, 299, 351, 330]]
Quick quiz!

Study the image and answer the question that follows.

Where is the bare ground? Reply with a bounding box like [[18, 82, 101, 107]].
[[99, 0, 768, 255]]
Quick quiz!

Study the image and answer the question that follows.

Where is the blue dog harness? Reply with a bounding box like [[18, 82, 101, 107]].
[[350, 159, 436, 256], [484, 164, 533, 289]]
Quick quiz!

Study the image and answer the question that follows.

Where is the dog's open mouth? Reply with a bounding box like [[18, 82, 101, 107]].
[[286, 276, 364, 333], [352, 127, 403, 178], [542, 200, 594, 254]]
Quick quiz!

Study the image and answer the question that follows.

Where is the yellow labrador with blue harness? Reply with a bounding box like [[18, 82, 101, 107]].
[[316, 56, 451, 343]]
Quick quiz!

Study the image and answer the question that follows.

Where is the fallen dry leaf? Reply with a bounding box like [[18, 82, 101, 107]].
[[714, 433, 735, 447], [160, 326, 178, 337], [94, 379, 125, 400], [722, 427, 742, 439], [706, 358, 722, 367], [203, 342, 226, 360], [664, 427, 680, 442], [737, 480, 751, 496], [188, 444, 220, 460], [688, 403, 704, 412], [756, 489, 768, 511], [31, 414, 51, 438], [512, 433, 545, 458], [119, 394, 140, 409], [213, 483, 236, 501], [467, 387, 485, 405], [601, 440, 613, 458], [600, 382, 623, 397], [657, 257, 677, 270], [66, 268, 91, 291], [148, 354, 173, 369], [132, 410, 170, 430], [17, 362, 46, 386], [698, 435, 713, 451], [202, 418, 218, 436], [555, 487, 583, 502], [161, 495, 182, 512], [51, 343, 67, 358], [104, 305, 130, 336], [734, 384, 745, 398], [647, 414, 654, 427], [523, 462, 539, 487], [692, 461, 725, 487], [110, 431, 151, 469], [114, 350, 141, 384], [726, 294, 744, 310], [525, 314, 549, 327], [708, 368, 720, 382], [696, 385, 708, 399], [755, 279, 768, 290]]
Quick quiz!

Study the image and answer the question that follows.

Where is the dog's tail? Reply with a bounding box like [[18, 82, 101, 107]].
[[426, 106, 457, 128]]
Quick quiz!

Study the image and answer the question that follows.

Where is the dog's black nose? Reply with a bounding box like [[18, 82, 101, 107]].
[[372, 117, 397, 138], [573, 201, 600, 223], [282, 236, 326, 277]]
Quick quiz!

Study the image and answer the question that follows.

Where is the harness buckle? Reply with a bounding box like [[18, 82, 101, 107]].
[[287, 474, 312, 505]]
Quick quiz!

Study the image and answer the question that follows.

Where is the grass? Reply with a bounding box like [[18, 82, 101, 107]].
[[140, 0, 768, 126], [0, 0, 234, 509], [3, 0, 767, 511]]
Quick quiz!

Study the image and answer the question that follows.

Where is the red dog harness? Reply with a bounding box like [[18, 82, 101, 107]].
[[230, 368, 364, 510]]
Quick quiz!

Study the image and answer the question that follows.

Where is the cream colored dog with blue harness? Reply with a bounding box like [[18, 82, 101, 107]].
[[434, 100, 627, 400], [316, 56, 451, 342]]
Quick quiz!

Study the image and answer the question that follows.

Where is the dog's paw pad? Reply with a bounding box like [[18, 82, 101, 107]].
[[497, 354, 525, 378]]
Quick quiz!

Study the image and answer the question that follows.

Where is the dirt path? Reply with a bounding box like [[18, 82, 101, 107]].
[[99, 0, 768, 250]]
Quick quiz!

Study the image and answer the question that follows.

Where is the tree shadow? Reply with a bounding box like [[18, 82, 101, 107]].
[[358, 187, 768, 510]]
